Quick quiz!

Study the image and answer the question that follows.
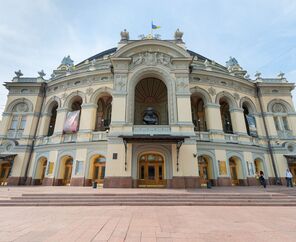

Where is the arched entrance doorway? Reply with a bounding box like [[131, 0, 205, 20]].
[[0, 162, 11, 185], [62, 157, 73, 185], [35, 157, 48, 185], [92, 156, 106, 185], [229, 157, 239, 185], [229, 156, 245, 185], [254, 158, 264, 175], [288, 163, 296, 185], [138, 153, 165, 187], [198, 155, 214, 186]]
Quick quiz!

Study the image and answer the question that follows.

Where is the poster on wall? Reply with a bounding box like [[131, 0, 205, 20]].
[[63, 110, 80, 133], [246, 115, 257, 137]]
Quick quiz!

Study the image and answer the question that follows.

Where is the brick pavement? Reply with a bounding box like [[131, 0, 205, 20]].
[[0, 186, 295, 241], [0, 205, 296, 241]]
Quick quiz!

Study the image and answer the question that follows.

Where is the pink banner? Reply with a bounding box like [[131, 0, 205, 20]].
[[63, 110, 80, 133]]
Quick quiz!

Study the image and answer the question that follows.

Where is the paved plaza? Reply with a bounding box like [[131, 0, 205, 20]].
[[0, 186, 295, 241]]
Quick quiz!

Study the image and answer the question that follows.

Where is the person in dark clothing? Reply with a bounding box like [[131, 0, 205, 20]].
[[259, 170, 266, 188]]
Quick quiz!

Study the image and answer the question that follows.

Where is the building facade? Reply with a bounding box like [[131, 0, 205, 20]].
[[0, 29, 296, 188]]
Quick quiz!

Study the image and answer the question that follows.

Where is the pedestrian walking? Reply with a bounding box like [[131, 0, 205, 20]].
[[259, 170, 266, 188], [286, 168, 293, 187]]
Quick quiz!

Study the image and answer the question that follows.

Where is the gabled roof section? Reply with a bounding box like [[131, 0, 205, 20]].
[[76, 47, 117, 66]]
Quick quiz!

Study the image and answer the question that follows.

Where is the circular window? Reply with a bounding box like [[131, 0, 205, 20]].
[[287, 144, 294, 152]]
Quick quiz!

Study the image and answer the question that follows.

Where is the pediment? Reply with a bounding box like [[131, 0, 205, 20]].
[[113, 39, 191, 59]]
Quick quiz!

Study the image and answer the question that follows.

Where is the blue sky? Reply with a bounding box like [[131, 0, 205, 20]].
[[0, 0, 296, 116]]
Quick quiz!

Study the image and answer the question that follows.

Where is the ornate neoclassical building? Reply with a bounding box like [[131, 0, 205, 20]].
[[0, 29, 296, 188]]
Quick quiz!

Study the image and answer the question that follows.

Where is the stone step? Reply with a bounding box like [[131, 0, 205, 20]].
[[0, 201, 296, 206], [9, 197, 296, 202], [11, 196, 296, 201], [21, 193, 289, 197]]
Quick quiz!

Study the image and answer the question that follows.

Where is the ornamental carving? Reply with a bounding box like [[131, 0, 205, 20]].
[[12, 102, 28, 112], [233, 93, 240, 100], [114, 74, 127, 92], [130, 52, 171, 68], [175, 77, 189, 93], [208, 87, 216, 96], [86, 87, 94, 96], [272, 103, 287, 113]]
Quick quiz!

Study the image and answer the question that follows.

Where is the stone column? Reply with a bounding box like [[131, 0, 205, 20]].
[[0, 113, 11, 137], [79, 103, 97, 131], [54, 107, 69, 135], [264, 113, 278, 138], [288, 113, 296, 136], [204, 103, 223, 132], [37, 113, 51, 137], [230, 108, 247, 135], [172, 59, 195, 135], [109, 57, 131, 135], [23, 113, 38, 137]]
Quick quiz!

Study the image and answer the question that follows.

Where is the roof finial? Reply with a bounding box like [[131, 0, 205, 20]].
[[14, 70, 23, 78], [120, 29, 129, 42]]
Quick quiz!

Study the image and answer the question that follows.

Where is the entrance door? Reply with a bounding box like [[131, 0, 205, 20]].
[[63, 159, 73, 185], [229, 158, 239, 185], [40, 160, 47, 184], [198, 156, 208, 185], [93, 162, 106, 184], [0, 163, 11, 186], [289, 163, 296, 185], [138, 153, 165, 187]]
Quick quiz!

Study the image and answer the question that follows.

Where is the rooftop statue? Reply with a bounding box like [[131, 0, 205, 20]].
[[120, 29, 129, 42], [14, 70, 23, 78], [226, 56, 239, 67], [38, 70, 46, 78], [174, 28, 183, 42], [61, 55, 74, 67]]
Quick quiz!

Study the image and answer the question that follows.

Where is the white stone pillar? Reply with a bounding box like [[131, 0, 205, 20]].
[[54, 107, 69, 135], [37, 113, 51, 137], [79, 103, 97, 131], [204, 103, 223, 132], [230, 108, 247, 135]]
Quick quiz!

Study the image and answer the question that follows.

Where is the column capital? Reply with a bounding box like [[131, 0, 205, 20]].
[[81, 103, 97, 109], [204, 103, 220, 109]]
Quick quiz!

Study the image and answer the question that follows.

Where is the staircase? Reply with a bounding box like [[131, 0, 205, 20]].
[[1, 192, 296, 206]]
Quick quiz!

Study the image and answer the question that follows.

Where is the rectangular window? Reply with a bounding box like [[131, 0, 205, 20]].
[[20, 116, 26, 130], [282, 117, 289, 130], [10, 116, 18, 130], [274, 117, 280, 131]]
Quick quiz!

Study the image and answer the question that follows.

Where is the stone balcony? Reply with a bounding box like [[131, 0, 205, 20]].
[[133, 125, 171, 135], [6, 130, 24, 139], [277, 130, 294, 139], [35, 131, 107, 146]]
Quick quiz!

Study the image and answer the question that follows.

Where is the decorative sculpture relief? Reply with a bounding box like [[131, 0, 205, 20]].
[[233, 93, 240, 100], [272, 103, 287, 113], [208, 87, 216, 96], [86, 87, 94, 96], [130, 52, 171, 68], [175, 77, 189, 93], [13, 103, 28, 112], [114, 74, 127, 92]]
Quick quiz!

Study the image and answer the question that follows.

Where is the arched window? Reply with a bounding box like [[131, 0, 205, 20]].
[[220, 99, 233, 134], [9, 102, 29, 135], [134, 78, 168, 125], [271, 103, 290, 137], [242, 102, 257, 137], [63, 97, 82, 133], [95, 95, 112, 131], [191, 95, 207, 131], [47, 102, 58, 136]]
